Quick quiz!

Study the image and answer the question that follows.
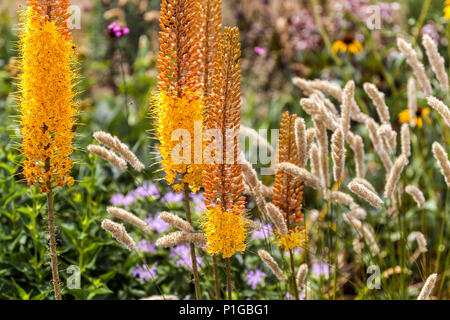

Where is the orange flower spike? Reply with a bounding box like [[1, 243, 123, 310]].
[[18, 1, 77, 193], [157, 0, 203, 97], [199, 0, 222, 99], [272, 112, 305, 238], [153, 0, 205, 192], [201, 27, 247, 258]]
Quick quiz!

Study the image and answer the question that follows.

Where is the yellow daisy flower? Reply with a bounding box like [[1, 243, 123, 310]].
[[398, 107, 431, 128], [445, 0, 450, 19], [332, 34, 363, 55]]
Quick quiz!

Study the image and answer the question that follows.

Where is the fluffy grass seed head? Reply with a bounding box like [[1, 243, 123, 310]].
[[348, 179, 383, 208], [427, 96, 450, 128], [407, 77, 417, 126], [405, 185, 425, 208], [401, 124, 411, 159], [422, 34, 448, 91], [432, 141, 450, 186], [417, 274, 438, 300], [19, 3, 77, 193], [384, 155, 408, 199], [331, 128, 346, 182], [397, 37, 432, 96], [101, 219, 136, 251], [363, 83, 391, 124], [258, 249, 286, 282]]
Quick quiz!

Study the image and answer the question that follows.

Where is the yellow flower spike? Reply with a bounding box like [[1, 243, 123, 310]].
[[200, 206, 248, 258], [150, 91, 205, 192], [277, 229, 309, 252], [18, 5, 77, 193]]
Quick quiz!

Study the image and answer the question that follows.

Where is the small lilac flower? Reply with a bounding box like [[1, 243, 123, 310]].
[[135, 182, 159, 198], [146, 215, 170, 233], [161, 191, 184, 204], [136, 240, 156, 253], [245, 269, 266, 290], [133, 263, 157, 282], [251, 223, 273, 240], [123, 27, 130, 35], [109, 192, 136, 207], [311, 263, 330, 276], [284, 292, 305, 300], [254, 46, 266, 56], [169, 245, 204, 270]]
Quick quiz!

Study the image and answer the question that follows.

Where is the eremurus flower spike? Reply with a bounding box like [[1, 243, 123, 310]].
[[152, 0, 205, 192], [19, 1, 77, 193], [18, 0, 77, 300], [201, 27, 247, 259]]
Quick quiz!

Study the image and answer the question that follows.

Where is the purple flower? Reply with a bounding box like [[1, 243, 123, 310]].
[[245, 269, 266, 290], [146, 215, 170, 233], [136, 240, 156, 253], [311, 263, 330, 276], [284, 293, 305, 300], [169, 245, 204, 270], [133, 263, 157, 282], [161, 191, 184, 204], [109, 192, 136, 207], [123, 27, 130, 35], [135, 182, 159, 198], [251, 223, 273, 240], [107, 22, 117, 30], [254, 46, 266, 56]]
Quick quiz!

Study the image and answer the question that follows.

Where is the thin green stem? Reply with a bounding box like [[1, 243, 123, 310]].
[[413, 0, 432, 43], [288, 249, 299, 300], [46, 189, 62, 300], [225, 258, 232, 300], [183, 183, 201, 300], [212, 256, 221, 300], [310, 0, 341, 66]]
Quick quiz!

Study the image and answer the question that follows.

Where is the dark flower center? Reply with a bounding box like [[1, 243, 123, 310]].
[[343, 34, 355, 45]]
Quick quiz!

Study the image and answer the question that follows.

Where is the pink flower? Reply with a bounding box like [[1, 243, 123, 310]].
[[254, 46, 266, 56]]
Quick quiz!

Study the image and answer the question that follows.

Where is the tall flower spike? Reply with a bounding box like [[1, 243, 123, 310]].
[[152, 0, 204, 192], [19, 1, 77, 193], [201, 27, 247, 259], [199, 0, 222, 101], [272, 112, 305, 243]]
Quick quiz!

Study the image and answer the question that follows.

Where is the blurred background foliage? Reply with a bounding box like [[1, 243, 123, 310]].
[[0, 0, 449, 299]]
